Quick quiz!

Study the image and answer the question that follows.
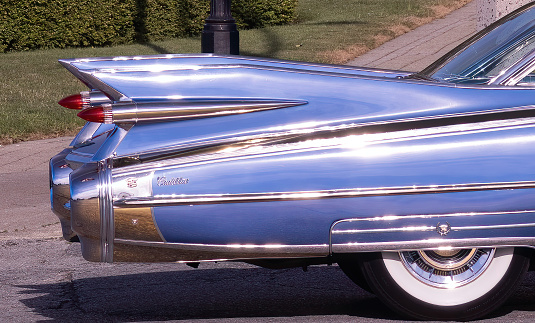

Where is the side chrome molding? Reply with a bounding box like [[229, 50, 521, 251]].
[[330, 210, 535, 253], [114, 180, 535, 207]]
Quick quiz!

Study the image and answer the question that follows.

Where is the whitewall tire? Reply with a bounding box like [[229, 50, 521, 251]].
[[339, 247, 530, 320]]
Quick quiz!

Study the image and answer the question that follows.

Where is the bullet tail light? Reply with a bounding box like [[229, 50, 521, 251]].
[[77, 104, 113, 124], [59, 91, 112, 110], [58, 94, 86, 110]]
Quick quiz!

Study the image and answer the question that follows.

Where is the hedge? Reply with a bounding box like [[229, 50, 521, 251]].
[[1, 0, 297, 52]]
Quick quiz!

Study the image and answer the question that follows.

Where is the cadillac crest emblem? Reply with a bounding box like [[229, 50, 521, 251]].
[[436, 222, 451, 236]]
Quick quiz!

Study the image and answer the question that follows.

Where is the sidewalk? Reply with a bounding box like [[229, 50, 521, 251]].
[[0, 137, 70, 239], [348, 1, 477, 72], [0, 1, 479, 239]]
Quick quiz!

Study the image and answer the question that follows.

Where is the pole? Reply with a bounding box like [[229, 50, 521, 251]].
[[201, 0, 239, 55]]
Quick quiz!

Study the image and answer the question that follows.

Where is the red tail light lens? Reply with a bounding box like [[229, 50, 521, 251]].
[[59, 94, 84, 110], [77, 106, 112, 124]]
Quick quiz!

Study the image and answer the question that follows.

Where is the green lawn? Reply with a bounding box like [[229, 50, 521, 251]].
[[0, 0, 469, 144]]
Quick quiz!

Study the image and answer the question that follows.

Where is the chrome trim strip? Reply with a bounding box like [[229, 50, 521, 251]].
[[99, 158, 115, 262], [114, 238, 328, 256], [333, 223, 535, 235], [489, 49, 535, 86], [331, 237, 535, 253], [114, 180, 535, 207], [331, 210, 535, 235], [112, 237, 535, 257]]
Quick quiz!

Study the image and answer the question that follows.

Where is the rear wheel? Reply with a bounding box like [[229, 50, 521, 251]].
[[340, 247, 529, 320]]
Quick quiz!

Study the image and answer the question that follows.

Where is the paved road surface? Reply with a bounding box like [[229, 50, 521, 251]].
[[3, 238, 535, 322]]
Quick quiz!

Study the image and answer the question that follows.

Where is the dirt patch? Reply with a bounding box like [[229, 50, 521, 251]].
[[432, 1, 472, 17], [0, 129, 81, 146], [319, 44, 371, 65]]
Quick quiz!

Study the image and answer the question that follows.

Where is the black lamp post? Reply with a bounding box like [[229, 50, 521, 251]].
[[201, 0, 239, 55]]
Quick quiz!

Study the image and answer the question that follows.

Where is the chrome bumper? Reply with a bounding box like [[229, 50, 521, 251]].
[[49, 148, 78, 241]]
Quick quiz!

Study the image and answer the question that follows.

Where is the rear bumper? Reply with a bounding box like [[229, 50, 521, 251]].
[[49, 148, 78, 241]]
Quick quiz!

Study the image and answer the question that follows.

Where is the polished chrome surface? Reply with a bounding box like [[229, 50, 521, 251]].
[[86, 90, 111, 106], [66, 127, 113, 169], [330, 209, 535, 254], [114, 207, 163, 242], [49, 148, 77, 240], [489, 49, 535, 85], [99, 98, 307, 124], [114, 238, 329, 260], [112, 171, 153, 201], [98, 158, 114, 263], [332, 237, 535, 253], [331, 210, 535, 233], [69, 163, 102, 261]]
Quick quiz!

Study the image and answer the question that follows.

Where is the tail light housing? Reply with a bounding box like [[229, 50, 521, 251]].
[[77, 105, 113, 124], [59, 91, 112, 110], [58, 94, 85, 110]]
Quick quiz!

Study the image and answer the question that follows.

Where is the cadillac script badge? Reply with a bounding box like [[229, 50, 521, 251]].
[[157, 176, 189, 186]]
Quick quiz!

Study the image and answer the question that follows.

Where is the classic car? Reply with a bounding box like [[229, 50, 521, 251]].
[[50, 3, 535, 320]]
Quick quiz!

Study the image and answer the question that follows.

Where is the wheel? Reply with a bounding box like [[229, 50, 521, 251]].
[[347, 247, 530, 320]]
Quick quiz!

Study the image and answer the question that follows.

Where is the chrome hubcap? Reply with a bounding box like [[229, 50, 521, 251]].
[[399, 248, 495, 288]]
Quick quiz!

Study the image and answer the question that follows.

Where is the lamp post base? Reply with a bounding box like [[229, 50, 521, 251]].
[[201, 23, 239, 55], [201, 0, 239, 55]]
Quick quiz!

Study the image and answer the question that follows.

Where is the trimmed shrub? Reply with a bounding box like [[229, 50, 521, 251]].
[[233, 0, 297, 29], [1, 0, 136, 52], [0, 0, 297, 53]]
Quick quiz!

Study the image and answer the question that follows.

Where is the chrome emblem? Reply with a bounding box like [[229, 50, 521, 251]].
[[436, 222, 451, 236], [126, 178, 138, 188]]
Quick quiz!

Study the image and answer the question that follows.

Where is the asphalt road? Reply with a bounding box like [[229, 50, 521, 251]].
[[3, 238, 535, 322]]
